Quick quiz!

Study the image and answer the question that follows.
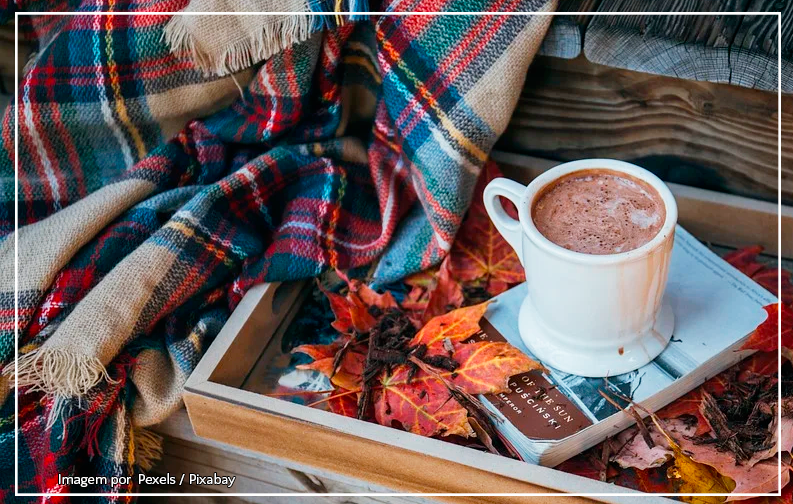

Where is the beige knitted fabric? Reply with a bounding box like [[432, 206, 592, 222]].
[[4, 179, 158, 398], [164, 0, 317, 76]]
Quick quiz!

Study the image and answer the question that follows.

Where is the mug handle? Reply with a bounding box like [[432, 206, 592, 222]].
[[483, 178, 526, 267]]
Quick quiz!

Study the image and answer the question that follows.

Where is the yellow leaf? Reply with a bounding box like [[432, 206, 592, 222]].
[[668, 443, 736, 504]]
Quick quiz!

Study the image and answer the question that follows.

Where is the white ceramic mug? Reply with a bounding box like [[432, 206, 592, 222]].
[[484, 159, 678, 377]]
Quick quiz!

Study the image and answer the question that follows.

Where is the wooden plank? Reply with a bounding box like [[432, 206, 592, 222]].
[[538, 1, 602, 59], [497, 56, 791, 203], [582, 1, 790, 91], [730, 0, 793, 91], [538, 16, 582, 59], [741, 0, 793, 59]]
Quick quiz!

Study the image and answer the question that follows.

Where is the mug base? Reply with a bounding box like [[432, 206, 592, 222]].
[[518, 296, 675, 378]]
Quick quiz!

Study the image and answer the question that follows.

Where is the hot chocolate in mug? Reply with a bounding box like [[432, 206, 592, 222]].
[[484, 159, 678, 377]]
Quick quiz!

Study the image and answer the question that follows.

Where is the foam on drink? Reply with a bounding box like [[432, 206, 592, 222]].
[[531, 169, 665, 255]]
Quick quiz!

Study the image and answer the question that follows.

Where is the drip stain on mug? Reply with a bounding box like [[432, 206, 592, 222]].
[[531, 169, 666, 255]]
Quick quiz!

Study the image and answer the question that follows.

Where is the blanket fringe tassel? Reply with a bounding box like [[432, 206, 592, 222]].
[[6, 348, 114, 398], [163, 13, 316, 77], [133, 426, 164, 471]]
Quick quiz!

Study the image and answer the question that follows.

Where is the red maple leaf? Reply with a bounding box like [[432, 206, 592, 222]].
[[327, 389, 358, 418], [741, 303, 793, 354], [449, 162, 525, 296], [336, 269, 399, 311], [373, 379, 472, 437], [410, 301, 490, 354], [724, 246, 793, 304]]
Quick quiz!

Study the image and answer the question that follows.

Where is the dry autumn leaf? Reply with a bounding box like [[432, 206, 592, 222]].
[[669, 442, 736, 504], [296, 342, 366, 391], [741, 303, 793, 355], [611, 418, 696, 470], [634, 417, 737, 503], [375, 338, 541, 437], [292, 339, 344, 362], [724, 246, 793, 304], [725, 459, 789, 501], [386, 339, 542, 394], [317, 273, 399, 334], [336, 269, 399, 311], [372, 304, 541, 437], [373, 379, 473, 437], [614, 417, 786, 502], [449, 162, 525, 296], [327, 388, 358, 418], [410, 303, 491, 354], [402, 257, 464, 327], [658, 352, 778, 435], [611, 466, 675, 494]]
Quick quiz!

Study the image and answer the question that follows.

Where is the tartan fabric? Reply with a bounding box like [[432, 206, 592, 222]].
[[1, 3, 553, 499]]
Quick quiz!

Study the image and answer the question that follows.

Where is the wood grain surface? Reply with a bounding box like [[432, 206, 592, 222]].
[[538, 0, 791, 91], [538, 0, 601, 58], [498, 56, 791, 203]]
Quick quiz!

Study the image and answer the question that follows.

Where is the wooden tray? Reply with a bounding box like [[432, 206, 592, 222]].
[[182, 152, 791, 503]]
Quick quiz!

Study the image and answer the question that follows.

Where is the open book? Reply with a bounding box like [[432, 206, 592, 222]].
[[475, 225, 777, 467]]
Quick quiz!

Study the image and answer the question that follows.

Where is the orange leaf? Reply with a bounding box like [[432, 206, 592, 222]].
[[317, 278, 379, 334], [373, 382, 472, 437], [292, 339, 346, 361], [448, 341, 544, 393], [302, 277, 542, 441], [410, 302, 491, 353], [741, 303, 793, 353], [347, 291, 377, 333], [318, 270, 399, 334], [422, 257, 464, 324], [449, 162, 525, 296], [389, 341, 543, 393], [296, 345, 366, 391], [323, 289, 355, 333]]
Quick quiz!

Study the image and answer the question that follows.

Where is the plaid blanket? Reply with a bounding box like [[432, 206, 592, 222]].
[[1, 2, 554, 498]]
